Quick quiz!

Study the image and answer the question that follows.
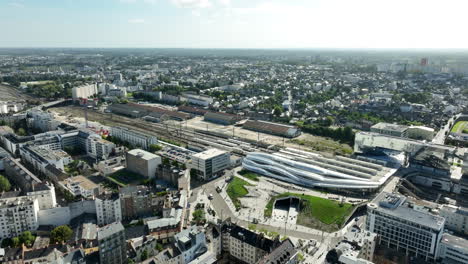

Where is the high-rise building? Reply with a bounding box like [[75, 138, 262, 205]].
[[126, 149, 161, 179]]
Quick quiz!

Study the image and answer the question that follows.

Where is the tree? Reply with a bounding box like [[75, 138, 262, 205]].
[[19, 231, 35, 247], [149, 144, 162, 152], [11, 237, 20, 248], [273, 105, 283, 117], [17, 127, 26, 136], [141, 249, 148, 261], [0, 175, 11, 192], [50, 225, 73, 244], [192, 209, 205, 224]]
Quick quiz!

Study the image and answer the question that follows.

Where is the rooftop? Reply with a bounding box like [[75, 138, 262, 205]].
[[371, 122, 408, 132], [441, 233, 468, 249], [97, 222, 124, 240], [192, 148, 227, 160], [370, 192, 445, 230], [127, 148, 160, 161]]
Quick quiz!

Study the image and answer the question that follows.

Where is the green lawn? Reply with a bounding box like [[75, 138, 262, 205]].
[[451, 121, 468, 133], [108, 169, 146, 186], [238, 170, 260, 181], [227, 177, 252, 210], [264, 192, 354, 226]]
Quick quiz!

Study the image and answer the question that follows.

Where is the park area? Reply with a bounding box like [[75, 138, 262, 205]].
[[264, 192, 354, 232], [108, 169, 146, 187], [451, 121, 468, 134], [226, 177, 252, 210]]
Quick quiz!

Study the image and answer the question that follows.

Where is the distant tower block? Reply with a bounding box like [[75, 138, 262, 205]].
[[420, 58, 428, 66]]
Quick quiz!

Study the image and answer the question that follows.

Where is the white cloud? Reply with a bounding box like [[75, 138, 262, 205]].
[[191, 10, 201, 16], [128, 18, 145, 24], [171, 0, 211, 9], [120, 0, 137, 3], [143, 0, 158, 4], [217, 0, 230, 7], [8, 2, 24, 8]]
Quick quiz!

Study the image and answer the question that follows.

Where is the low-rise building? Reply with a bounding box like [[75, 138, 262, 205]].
[[59, 175, 101, 198], [86, 135, 115, 160], [126, 149, 161, 179], [204, 111, 242, 125], [243, 120, 301, 138], [190, 148, 230, 181], [3, 156, 42, 192]]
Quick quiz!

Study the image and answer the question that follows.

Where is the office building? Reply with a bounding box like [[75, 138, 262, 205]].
[[438, 233, 468, 264], [19, 145, 70, 175], [371, 123, 409, 138], [126, 149, 161, 179], [439, 205, 468, 236], [95, 193, 122, 226], [98, 222, 127, 264], [110, 126, 158, 150], [191, 148, 230, 180], [366, 192, 445, 262]]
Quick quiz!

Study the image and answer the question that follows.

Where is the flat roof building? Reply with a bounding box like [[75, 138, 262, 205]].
[[191, 149, 230, 181], [366, 192, 445, 262]]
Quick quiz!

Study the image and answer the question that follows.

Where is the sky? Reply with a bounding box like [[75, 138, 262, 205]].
[[1, 0, 467, 49]]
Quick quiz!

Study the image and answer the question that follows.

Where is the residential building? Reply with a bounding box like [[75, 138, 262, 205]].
[[257, 238, 298, 264], [95, 193, 122, 226], [27, 109, 60, 132], [3, 156, 42, 192], [26, 182, 57, 210], [111, 126, 158, 150], [86, 135, 115, 160], [120, 185, 153, 220], [223, 223, 279, 264], [0, 196, 40, 239], [72, 83, 98, 101], [127, 235, 158, 262], [438, 233, 468, 264], [146, 190, 187, 242], [19, 145, 70, 175], [126, 149, 161, 179], [190, 148, 230, 180], [98, 222, 127, 264], [59, 175, 101, 198], [174, 226, 208, 263], [366, 192, 445, 262]]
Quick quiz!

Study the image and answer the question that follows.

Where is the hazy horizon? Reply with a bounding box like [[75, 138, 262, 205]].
[[1, 0, 468, 49]]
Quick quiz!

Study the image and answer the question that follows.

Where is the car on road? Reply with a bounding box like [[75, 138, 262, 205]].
[[216, 186, 222, 193], [208, 194, 214, 200]]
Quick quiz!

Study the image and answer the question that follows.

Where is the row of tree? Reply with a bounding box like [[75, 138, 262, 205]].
[[298, 124, 355, 145]]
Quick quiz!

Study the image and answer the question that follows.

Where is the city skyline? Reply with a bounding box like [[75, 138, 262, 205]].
[[1, 0, 468, 49]]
